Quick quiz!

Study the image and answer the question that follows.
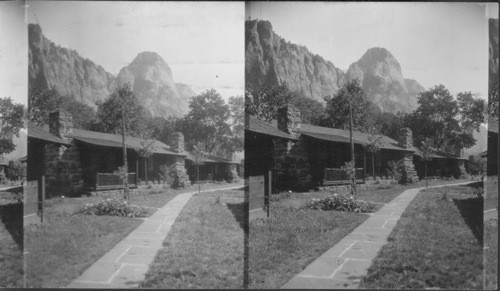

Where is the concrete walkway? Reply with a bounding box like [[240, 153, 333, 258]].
[[282, 181, 472, 289], [67, 185, 243, 289]]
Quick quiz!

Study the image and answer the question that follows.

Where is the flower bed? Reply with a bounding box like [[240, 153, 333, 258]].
[[81, 198, 148, 217], [306, 193, 375, 213]]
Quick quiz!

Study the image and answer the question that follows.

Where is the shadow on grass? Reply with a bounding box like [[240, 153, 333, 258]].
[[0, 202, 23, 248], [226, 202, 245, 230], [452, 197, 483, 245]]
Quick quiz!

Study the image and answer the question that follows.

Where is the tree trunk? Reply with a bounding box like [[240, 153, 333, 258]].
[[121, 104, 129, 200], [425, 161, 428, 188], [349, 98, 356, 198], [372, 154, 375, 181], [144, 157, 148, 184], [197, 164, 200, 194]]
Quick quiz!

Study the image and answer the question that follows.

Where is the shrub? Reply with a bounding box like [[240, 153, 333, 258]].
[[387, 159, 404, 183], [0, 171, 7, 184], [307, 193, 375, 213], [270, 191, 292, 202], [80, 198, 148, 217], [160, 164, 180, 188]]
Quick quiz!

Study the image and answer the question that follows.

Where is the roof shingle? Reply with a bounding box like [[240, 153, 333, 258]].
[[245, 114, 297, 140], [300, 124, 414, 152], [70, 128, 185, 156], [28, 123, 71, 145]]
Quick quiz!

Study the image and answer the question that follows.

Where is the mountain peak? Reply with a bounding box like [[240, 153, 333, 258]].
[[29, 24, 193, 118], [346, 47, 423, 113], [131, 51, 167, 66], [362, 47, 394, 60]]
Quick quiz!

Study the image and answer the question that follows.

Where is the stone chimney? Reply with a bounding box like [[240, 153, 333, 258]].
[[168, 132, 185, 153], [277, 105, 301, 138], [397, 127, 413, 149], [49, 108, 73, 141]]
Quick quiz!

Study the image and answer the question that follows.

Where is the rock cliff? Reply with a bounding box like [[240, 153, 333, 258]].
[[246, 20, 425, 114], [116, 51, 190, 117], [29, 24, 193, 117], [28, 23, 117, 108], [246, 20, 345, 103]]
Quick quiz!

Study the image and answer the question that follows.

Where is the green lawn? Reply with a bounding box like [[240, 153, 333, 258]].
[[249, 192, 370, 289], [25, 182, 243, 288], [324, 177, 472, 204], [24, 205, 143, 288], [484, 218, 497, 290], [140, 189, 244, 289], [360, 184, 483, 289], [0, 195, 23, 288]]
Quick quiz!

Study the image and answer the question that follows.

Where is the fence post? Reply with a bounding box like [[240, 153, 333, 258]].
[[267, 170, 271, 217], [38, 175, 45, 223]]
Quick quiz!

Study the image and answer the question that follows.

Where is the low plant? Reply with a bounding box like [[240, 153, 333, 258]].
[[270, 191, 292, 202], [387, 159, 404, 184], [80, 198, 148, 217], [307, 193, 375, 213]]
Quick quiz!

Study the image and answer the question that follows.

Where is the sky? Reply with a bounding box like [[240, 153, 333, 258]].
[[247, 2, 498, 101], [0, 1, 27, 106], [25, 1, 245, 101]]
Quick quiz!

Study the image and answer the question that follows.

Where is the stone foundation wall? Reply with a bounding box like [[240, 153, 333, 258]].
[[273, 138, 311, 191], [172, 156, 190, 188], [401, 152, 419, 183], [45, 143, 83, 197]]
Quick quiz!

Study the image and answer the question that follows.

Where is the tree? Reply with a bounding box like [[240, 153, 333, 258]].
[[100, 83, 141, 200], [28, 89, 61, 126], [0, 97, 25, 155], [419, 138, 434, 188], [323, 79, 376, 132], [372, 111, 407, 140], [177, 89, 233, 157], [8, 160, 26, 181], [95, 83, 146, 137], [245, 84, 291, 122], [362, 130, 384, 180], [28, 88, 97, 129], [143, 115, 179, 145], [408, 85, 486, 154], [289, 93, 327, 126], [191, 142, 206, 193], [135, 135, 156, 184], [245, 84, 327, 125], [387, 159, 404, 184], [341, 160, 356, 197], [228, 95, 245, 156]]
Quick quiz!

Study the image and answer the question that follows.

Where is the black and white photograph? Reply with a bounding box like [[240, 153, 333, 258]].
[[0, 1, 498, 290], [22, 1, 244, 288], [0, 1, 26, 288], [245, 2, 497, 289]]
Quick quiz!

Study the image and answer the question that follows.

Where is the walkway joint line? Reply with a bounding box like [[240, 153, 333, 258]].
[[67, 184, 243, 288], [282, 181, 473, 289]]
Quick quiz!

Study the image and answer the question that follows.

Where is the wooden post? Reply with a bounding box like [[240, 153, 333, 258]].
[[144, 157, 148, 184], [267, 170, 271, 217], [363, 151, 367, 180], [39, 175, 45, 223], [135, 158, 139, 187]]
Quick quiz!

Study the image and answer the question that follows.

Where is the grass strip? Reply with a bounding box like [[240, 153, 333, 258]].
[[140, 189, 244, 288], [360, 184, 483, 289]]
